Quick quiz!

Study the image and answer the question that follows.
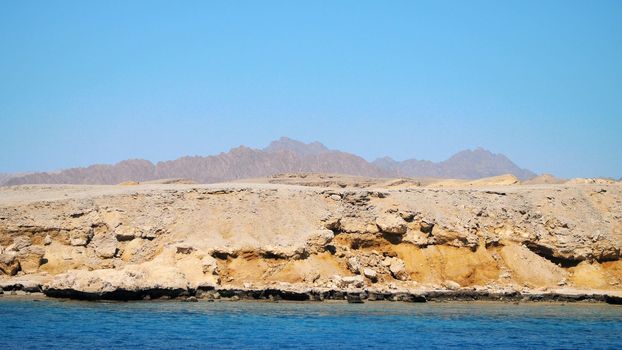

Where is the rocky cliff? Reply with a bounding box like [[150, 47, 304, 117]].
[[1, 178, 621, 302]]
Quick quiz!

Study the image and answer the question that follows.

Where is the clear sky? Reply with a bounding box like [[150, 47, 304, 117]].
[[1, 1, 621, 178]]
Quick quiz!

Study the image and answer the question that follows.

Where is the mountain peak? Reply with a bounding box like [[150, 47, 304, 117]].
[[439, 148, 535, 179], [3, 138, 537, 185], [264, 137, 330, 156]]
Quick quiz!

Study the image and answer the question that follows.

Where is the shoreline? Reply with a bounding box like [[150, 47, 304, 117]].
[[2, 285, 621, 305]]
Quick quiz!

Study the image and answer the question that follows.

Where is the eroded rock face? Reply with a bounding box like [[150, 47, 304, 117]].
[[45, 265, 190, 298], [0, 252, 19, 275], [0, 180, 620, 299]]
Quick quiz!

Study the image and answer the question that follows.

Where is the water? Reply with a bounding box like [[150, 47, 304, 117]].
[[1, 299, 622, 349]]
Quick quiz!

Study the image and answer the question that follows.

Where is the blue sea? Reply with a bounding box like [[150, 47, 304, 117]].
[[1, 299, 621, 349]]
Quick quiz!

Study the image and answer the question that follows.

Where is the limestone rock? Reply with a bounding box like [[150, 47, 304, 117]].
[[444, 280, 461, 290], [347, 257, 360, 274], [0, 252, 20, 276], [262, 245, 306, 259], [388, 258, 409, 281], [305, 229, 335, 254], [201, 255, 219, 275], [176, 244, 194, 255], [363, 268, 377, 282], [115, 226, 137, 241], [1, 178, 622, 299], [69, 229, 93, 246], [376, 215, 407, 235], [339, 217, 380, 234], [93, 237, 118, 259], [16, 245, 45, 273], [45, 265, 189, 295], [7, 236, 31, 252], [339, 275, 365, 288], [419, 220, 435, 234]]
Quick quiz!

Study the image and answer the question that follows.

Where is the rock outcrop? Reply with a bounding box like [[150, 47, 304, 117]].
[[1, 178, 621, 301]]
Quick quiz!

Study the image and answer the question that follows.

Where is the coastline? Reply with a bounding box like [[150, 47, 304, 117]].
[[2, 284, 621, 305], [2, 182, 621, 308]]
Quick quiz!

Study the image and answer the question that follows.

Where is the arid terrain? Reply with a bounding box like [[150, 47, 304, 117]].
[[1, 173, 621, 303]]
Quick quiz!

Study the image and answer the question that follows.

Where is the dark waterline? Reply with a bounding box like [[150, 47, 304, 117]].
[[1, 299, 622, 349]]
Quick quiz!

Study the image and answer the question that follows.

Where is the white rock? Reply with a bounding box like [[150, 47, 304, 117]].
[[376, 215, 407, 235], [94, 238, 118, 259], [340, 275, 365, 288], [363, 268, 377, 281], [69, 229, 93, 247], [389, 258, 409, 281], [347, 257, 360, 274], [444, 280, 461, 290]]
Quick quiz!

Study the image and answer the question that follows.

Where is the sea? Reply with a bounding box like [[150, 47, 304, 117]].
[[1, 299, 621, 349]]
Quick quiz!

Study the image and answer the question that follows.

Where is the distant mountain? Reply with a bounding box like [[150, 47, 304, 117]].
[[3, 137, 535, 185], [0, 173, 14, 185], [0, 172, 31, 186], [373, 148, 535, 180]]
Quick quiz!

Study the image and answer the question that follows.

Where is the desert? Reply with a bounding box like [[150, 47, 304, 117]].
[[1, 173, 620, 304]]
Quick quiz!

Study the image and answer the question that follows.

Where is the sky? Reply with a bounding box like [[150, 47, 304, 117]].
[[1, 1, 621, 178]]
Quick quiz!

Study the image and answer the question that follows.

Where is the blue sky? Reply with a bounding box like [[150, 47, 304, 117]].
[[1, 0, 621, 178]]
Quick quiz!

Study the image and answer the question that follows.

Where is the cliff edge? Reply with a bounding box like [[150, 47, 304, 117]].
[[1, 176, 621, 302]]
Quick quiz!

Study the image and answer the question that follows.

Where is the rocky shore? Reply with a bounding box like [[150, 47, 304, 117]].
[[2, 283, 621, 305], [1, 177, 621, 304]]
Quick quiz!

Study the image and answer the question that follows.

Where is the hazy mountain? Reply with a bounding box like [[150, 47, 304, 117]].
[[0, 173, 15, 185], [3, 137, 535, 185], [0, 172, 31, 186], [263, 137, 330, 156], [372, 148, 535, 180]]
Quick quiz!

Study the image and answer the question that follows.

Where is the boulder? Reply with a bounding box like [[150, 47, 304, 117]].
[[339, 217, 380, 234], [376, 215, 407, 235], [419, 220, 435, 234], [115, 226, 137, 241], [389, 258, 409, 281], [93, 237, 118, 259], [305, 229, 335, 254], [0, 252, 20, 276], [363, 268, 377, 282], [138, 226, 163, 240], [43, 235, 52, 246], [444, 280, 461, 290], [16, 245, 45, 273], [339, 275, 365, 288], [347, 257, 360, 274], [69, 229, 93, 246], [7, 236, 31, 251]]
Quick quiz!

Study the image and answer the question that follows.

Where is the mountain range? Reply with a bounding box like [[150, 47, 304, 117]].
[[1, 137, 536, 186]]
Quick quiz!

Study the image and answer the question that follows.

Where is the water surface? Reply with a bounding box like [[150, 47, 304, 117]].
[[1, 299, 621, 349]]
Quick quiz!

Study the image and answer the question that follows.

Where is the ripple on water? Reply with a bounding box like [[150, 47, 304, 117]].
[[1, 300, 622, 349]]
